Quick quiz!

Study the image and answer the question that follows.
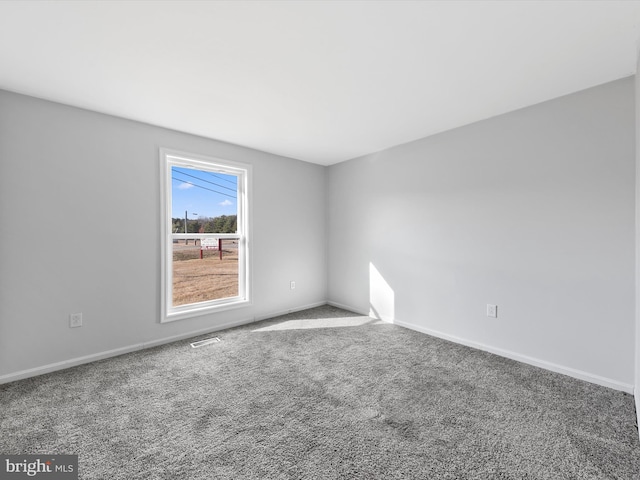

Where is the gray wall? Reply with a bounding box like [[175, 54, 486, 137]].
[[0, 90, 327, 380], [327, 77, 636, 390]]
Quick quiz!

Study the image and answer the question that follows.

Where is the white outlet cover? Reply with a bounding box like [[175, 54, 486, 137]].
[[69, 313, 83, 327], [486, 304, 498, 318]]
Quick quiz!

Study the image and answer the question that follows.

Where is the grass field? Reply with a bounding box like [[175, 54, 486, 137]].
[[172, 242, 238, 306]]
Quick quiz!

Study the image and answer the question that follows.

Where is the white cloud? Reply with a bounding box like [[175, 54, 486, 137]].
[[178, 182, 194, 190], [219, 199, 233, 206]]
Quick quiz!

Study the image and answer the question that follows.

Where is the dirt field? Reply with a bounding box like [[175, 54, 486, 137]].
[[172, 243, 238, 306]]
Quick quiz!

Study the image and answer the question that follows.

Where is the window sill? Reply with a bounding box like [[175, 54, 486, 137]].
[[162, 297, 251, 323]]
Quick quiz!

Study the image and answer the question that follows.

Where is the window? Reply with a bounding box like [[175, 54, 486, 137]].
[[160, 149, 251, 322]]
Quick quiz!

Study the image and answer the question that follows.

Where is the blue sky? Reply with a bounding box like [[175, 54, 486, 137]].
[[171, 167, 237, 220]]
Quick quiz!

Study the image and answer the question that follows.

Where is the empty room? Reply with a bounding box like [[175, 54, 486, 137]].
[[1, 1, 640, 478]]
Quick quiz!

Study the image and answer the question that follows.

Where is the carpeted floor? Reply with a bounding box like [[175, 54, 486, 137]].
[[1, 305, 639, 479]]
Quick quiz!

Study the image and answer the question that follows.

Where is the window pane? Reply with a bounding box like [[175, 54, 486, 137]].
[[171, 167, 238, 233], [172, 238, 238, 306], [171, 166, 239, 306]]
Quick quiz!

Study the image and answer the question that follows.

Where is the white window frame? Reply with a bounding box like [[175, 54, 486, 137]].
[[160, 148, 251, 323]]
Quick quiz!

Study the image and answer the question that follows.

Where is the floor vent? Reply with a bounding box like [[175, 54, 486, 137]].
[[190, 337, 221, 348]]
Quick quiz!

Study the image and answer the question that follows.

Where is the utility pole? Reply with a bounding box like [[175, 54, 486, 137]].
[[184, 211, 198, 244]]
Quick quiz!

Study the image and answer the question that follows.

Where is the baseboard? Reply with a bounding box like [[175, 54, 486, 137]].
[[253, 301, 328, 322], [0, 345, 145, 386], [0, 302, 326, 385], [326, 300, 369, 316], [393, 318, 634, 394]]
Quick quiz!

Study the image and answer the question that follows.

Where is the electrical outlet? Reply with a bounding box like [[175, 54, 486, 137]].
[[486, 304, 498, 318], [69, 312, 83, 328], [290, 281, 296, 290]]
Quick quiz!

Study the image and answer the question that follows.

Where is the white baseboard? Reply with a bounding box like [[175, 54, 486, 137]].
[[326, 300, 369, 316], [0, 345, 143, 385], [393, 318, 634, 394], [327, 301, 634, 393], [253, 301, 328, 322], [0, 302, 326, 385]]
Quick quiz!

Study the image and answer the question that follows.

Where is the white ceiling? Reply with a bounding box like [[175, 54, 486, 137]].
[[1, 1, 639, 166]]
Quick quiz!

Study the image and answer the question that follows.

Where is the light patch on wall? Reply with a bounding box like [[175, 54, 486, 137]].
[[369, 263, 395, 322]]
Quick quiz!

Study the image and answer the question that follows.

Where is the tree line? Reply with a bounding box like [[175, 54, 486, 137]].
[[172, 215, 237, 234]]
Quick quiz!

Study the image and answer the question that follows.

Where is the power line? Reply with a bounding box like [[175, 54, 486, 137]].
[[204, 171, 237, 185], [171, 176, 236, 199], [173, 168, 236, 192]]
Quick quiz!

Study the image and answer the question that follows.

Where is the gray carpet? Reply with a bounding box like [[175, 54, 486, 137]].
[[1, 305, 639, 479]]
